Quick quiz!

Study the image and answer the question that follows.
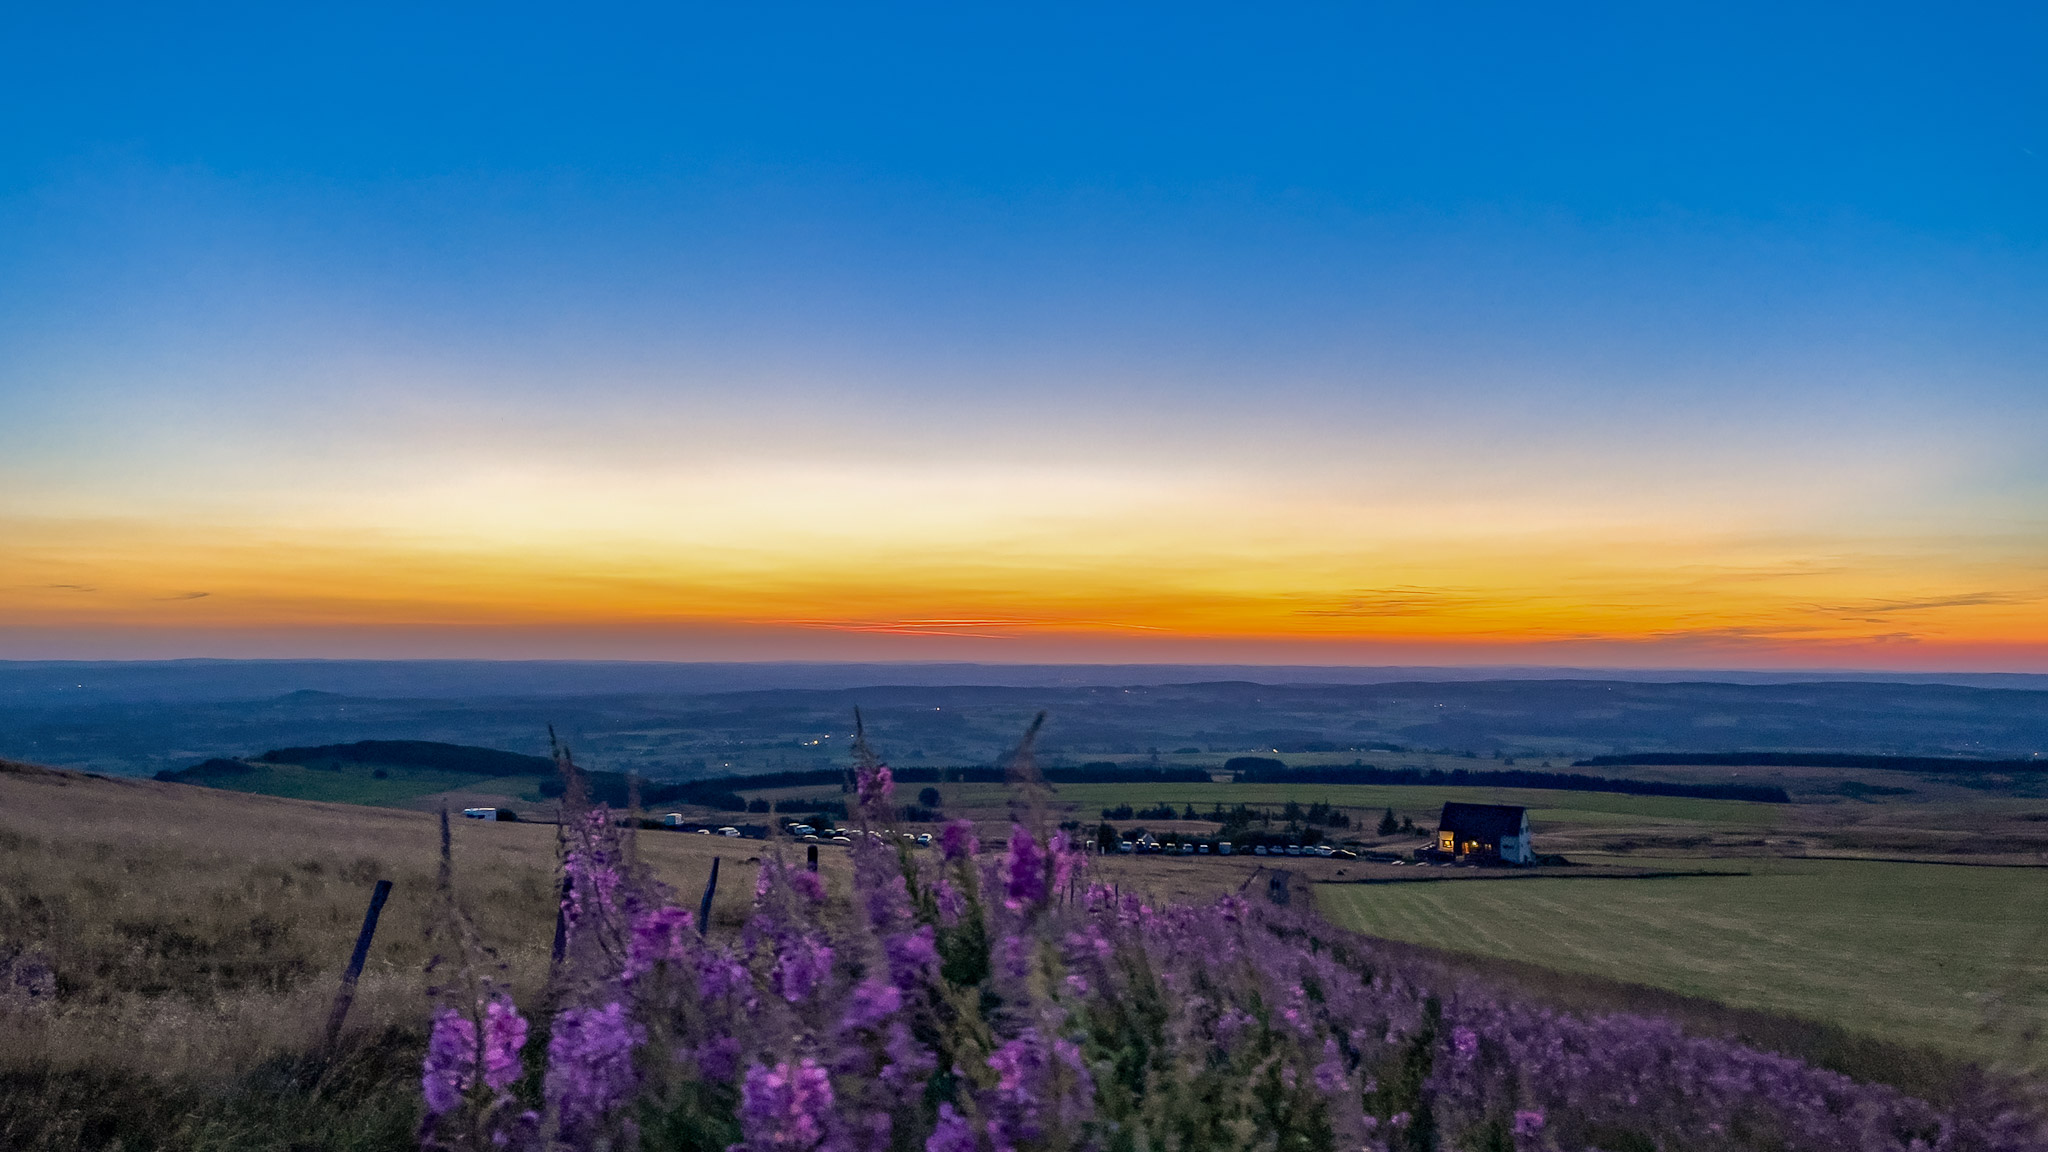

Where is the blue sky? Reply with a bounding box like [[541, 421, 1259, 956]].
[[2, 3, 2044, 666]]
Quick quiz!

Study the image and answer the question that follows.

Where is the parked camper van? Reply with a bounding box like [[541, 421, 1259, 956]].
[[461, 807, 498, 821]]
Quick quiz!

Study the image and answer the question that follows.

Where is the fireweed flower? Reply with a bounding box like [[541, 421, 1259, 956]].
[[625, 905, 695, 982], [420, 994, 531, 1121], [1003, 825, 1045, 909], [738, 1058, 836, 1152], [790, 869, 826, 903], [925, 1103, 976, 1152], [855, 760, 895, 814], [562, 810, 626, 932], [545, 1001, 644, 1136], [940, 819, 979, 862], [933, 877, 967, 924], [772, 934, 836, 1003], [1452, 1025, 1480, 1059], [1047, 829, 1082, 898], [428, 728, 2045, 1152], [984, 1029, 1094, 1147], [1313, 1039, 1346, 1094], [838, 978, 903, 1034], [423, 1008, 478, 1116], [481, 997, 529, 1092], [884, 925, 940, 985]]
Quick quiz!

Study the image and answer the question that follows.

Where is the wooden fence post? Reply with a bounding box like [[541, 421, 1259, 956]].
[[1267, 869, 1292, 907], [550, 874, 572, 969], [807, 844, 819, 872], [698, 857, 721, 935], [324, 878, 393, 1050]]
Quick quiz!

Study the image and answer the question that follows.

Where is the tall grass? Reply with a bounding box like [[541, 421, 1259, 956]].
[[0, 761, 563, 1149]]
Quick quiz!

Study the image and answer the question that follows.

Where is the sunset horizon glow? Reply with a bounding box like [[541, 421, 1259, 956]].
[[4, 6, 2044, 671]]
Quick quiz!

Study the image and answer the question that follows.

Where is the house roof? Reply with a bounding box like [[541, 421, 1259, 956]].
[[1438, 802, 1526, 841]]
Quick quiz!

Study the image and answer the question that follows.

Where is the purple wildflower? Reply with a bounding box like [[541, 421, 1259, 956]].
[[790, 869, 826, 903], [772, 934, 835, 1002], [481, 996, 528, 1092], [939, 819, 979, 862], [839, 978, 903, 1034], [1313, 1038, 1345, 1093], [422, 1008, 477, 1116], [737, 1058, 836, 1152], [1513, 1109, 1545, 1136], [880, 1019, 937, 1090], [925, 1103, 976, 1152], [884, 925, 940, 985], [420, 995, 529, 1116], [856, 760, 895, 812], [1047, 829, 1081, 897], [1003, 824, 1045, 909], [934, 876, 967, 924], [696, 1035, 741, 1083], [625, 905, 695, 982], [545, 1001, 644, 1136], [983, 1028, 1094, 1146], [1452, 1024, 1479, 1058]]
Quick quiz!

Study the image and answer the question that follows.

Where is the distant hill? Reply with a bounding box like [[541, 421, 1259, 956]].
[[15, 671, 2048, 780], [253, 739, 555, 776], [151, 741, 560, 807]]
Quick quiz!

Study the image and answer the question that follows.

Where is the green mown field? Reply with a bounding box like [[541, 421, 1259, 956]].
[[1316, 858, 2048, 1072], [172, 760, 553, 807]]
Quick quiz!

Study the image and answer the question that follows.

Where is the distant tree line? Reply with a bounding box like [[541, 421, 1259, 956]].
[[1233, 761, 1791, 803], [1099, 800, 1352, 831], [1575, 752, 2046, 775]]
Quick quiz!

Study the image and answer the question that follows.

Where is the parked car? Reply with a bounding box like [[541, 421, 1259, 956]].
[[831, 835, 853, 844], [717, 826, 740, 837], [1118, 841, 1134, 854], [916, 833, 933, 846], [1253, 846, 1268, 856], [461, 807, 499, 821]]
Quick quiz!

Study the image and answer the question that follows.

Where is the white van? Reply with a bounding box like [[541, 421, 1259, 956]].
[[461, 807, 498, 821]]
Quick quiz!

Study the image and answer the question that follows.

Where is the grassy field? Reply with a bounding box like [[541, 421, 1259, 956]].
[[0, 759, 830, 1150], [4, 751, 2045, 1148], [1317, 858, 2048, 1074], [169, 759, 555, 807]]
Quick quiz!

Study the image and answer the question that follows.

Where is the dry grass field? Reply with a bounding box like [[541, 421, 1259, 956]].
[[0, 758, 847, 1150]]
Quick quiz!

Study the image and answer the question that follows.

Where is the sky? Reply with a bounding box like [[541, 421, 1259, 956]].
[[2, 2, 2044, 669]]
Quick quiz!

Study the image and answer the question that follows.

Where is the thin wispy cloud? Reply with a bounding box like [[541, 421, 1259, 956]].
[[1292, 589, 1486, 618]]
